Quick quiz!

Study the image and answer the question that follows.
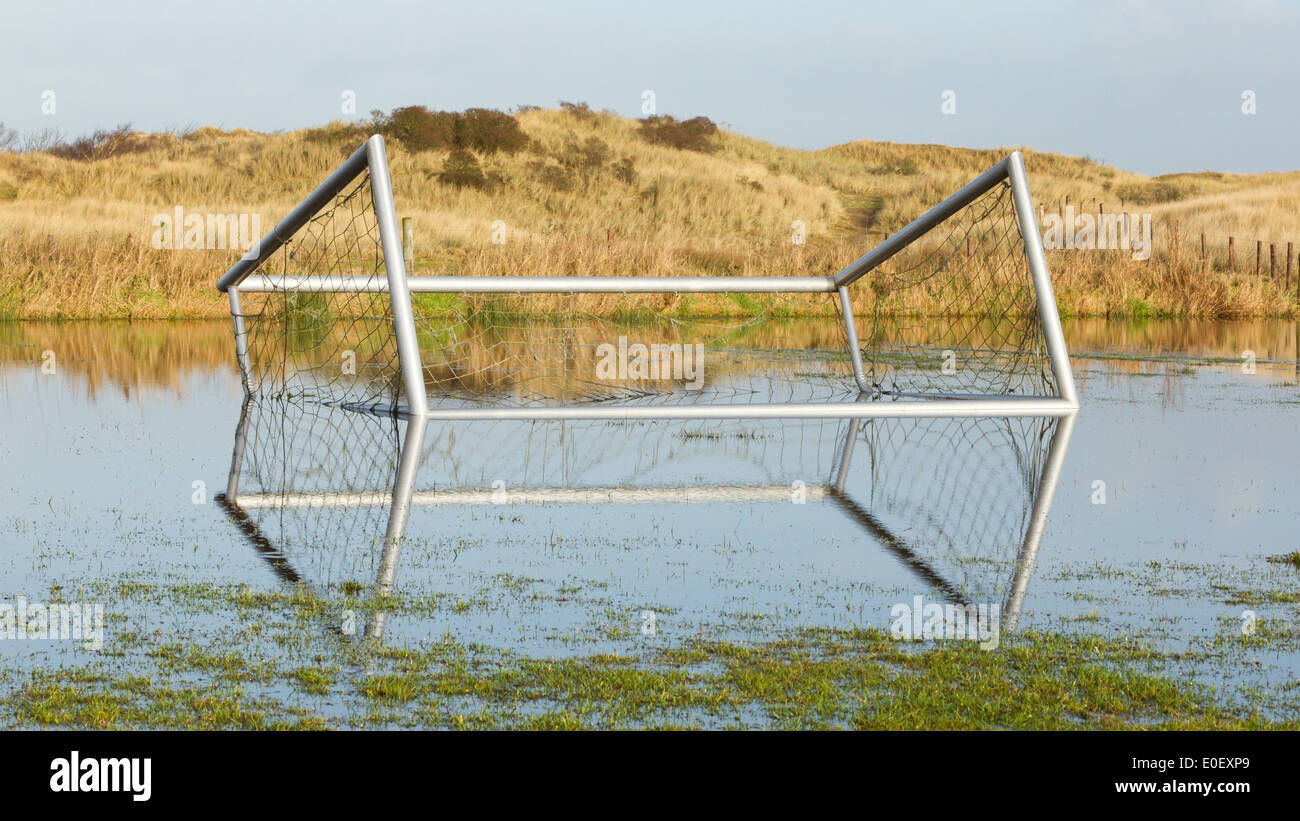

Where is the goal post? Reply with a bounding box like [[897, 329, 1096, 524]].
[[217, 135, 1077, 419]]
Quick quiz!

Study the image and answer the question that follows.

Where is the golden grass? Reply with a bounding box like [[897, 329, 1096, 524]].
[[1, 108, 1297, 319]]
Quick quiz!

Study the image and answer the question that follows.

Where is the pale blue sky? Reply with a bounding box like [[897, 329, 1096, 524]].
[[2, 0, 1296, 174]]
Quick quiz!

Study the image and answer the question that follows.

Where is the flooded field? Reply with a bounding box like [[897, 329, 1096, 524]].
[[1, 318, 1298, 729]]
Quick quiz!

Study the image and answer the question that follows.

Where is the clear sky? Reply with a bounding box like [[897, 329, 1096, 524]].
[[2, 0, 1296, 175]]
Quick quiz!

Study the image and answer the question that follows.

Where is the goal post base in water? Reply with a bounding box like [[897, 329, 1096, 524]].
[[216, 135, 1078, 420]]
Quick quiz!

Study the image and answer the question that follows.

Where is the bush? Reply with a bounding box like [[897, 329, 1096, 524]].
[[48, 124, 146, 161], [455, 108, 529, 154], [375, 106, 528, 154], [19, 128, 65, 153], [384, 106, 458, 152], [612, 157, 637, 185], [558, 136, 611, 172], [0, 123, 17, 153], [302, 120, 370, 147], [1113, 180, 1185, 205], [637, 115, 719, 153], [559, 101, 599, 124], [528, 160, 574, 192], [438, 149, 489, 190]]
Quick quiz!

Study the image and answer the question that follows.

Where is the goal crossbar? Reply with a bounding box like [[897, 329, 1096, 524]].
[[216, 135, 1078, 419], [231, 274, 838, 294]]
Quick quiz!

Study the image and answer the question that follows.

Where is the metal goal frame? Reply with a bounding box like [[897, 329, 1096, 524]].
[[217, 135, 1078, 419]]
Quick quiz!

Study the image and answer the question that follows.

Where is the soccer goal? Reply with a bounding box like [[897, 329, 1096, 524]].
[[216, 135, 1077, 419]]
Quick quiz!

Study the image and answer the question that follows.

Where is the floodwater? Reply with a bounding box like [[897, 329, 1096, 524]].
[[1, 318, 1298, 722]]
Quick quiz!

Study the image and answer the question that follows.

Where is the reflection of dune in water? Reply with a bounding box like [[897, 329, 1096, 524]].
[[0, 320, 237, 401], [1, 317, 1295, 404]]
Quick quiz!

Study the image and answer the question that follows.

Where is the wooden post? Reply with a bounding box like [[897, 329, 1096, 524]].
[[1270, 243, 1276, 278], [401, 217, 414, 274], [1256, 240, 1262, 276], [1229, 236, 1235, 271], [1287, 241, 1293, 290]]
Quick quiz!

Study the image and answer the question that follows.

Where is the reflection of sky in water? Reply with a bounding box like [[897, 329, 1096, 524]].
[[1, 321, 1298, 709]]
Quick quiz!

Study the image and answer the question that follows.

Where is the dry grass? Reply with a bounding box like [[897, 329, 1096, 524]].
[[1, 108, 1297, 320]]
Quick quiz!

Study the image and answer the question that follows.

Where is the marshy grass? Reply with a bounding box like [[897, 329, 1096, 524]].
[[1268, 552, 1300, 570], [7, 622, 1285, 730]]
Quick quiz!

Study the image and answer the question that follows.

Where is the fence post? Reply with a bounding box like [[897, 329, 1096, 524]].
[[1271, 243, 1276, 278], [401, 217, 414, 275], [1229, 236, 1235, 271], [1288, 241, 1293, 290], [1257, 240, 1262, 277]]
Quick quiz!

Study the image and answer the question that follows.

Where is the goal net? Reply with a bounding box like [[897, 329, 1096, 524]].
[[218, 136, 1076, 418], [846, 180, 1057, 399]]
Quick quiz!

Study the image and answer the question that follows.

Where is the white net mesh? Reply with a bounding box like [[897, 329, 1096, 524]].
[[232, 171, 402, 411], [847, 181, 1058, 399]]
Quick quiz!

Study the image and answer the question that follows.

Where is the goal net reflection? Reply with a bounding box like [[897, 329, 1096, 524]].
[[216, 401, 1073, 639]]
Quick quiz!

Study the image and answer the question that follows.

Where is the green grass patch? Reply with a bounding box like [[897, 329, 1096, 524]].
[[1267, 552, 1300, 570]]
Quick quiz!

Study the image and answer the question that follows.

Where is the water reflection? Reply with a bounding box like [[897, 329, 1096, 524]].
[[215, 397, 1075, 639], [1, 318, 1295, 402]]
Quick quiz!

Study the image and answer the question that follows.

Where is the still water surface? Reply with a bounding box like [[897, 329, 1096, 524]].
[[1, 318, 1297, 717]]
